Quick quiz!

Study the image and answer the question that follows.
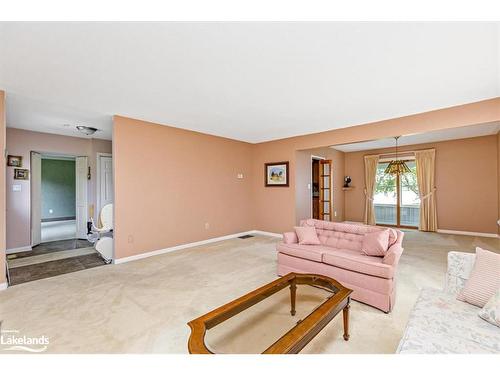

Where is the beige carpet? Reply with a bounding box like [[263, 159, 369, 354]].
[[0, 231, 498, 354]]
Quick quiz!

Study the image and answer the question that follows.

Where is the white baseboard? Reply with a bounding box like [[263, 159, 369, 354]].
[[6, 245, 32, 254], [114, 230, 280, 265], [252, 230, 283, 238], [437, 229, 499, 238], [0, 282, 7, 291]]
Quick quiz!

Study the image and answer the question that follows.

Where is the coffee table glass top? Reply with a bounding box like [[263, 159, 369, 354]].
[[205, 284, 334, 353], [187, 273, 352, 354]]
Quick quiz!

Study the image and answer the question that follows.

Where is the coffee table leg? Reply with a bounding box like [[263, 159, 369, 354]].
[[343, 302, 350, 341], [290, 280, 297, 316]]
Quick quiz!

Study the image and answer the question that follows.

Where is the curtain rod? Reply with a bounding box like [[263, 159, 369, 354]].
[[378, 151, 415, 158], [375, 147, 435, 158]]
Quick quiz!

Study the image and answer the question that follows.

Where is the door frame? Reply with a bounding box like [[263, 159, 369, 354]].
[[310, 155, 325, 218], [319, 159, 333, 221], [30, 152, 42, 247], [30, 151, 84, 244], [75, 156, 89, 239], [96, 152, 112, 220]]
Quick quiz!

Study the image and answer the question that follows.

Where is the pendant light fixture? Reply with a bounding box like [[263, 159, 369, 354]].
[[384, 136, 410, 175], [76, 125, 99, 136]]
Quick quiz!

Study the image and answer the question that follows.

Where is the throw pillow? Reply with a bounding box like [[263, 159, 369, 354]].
[[294, 226, 321, 245], [457, 247, 500, 307], [361, 229, 390, 256], [283, 231, 298, 244], [479, 288, 500, 328]]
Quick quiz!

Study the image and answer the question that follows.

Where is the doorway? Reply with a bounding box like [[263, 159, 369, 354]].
[[31, 152, 89, 245], [5, 151, 106, 286], [311, 158, 321, 219], [311, 156, 333, 221], [373, 159, 420, 228]]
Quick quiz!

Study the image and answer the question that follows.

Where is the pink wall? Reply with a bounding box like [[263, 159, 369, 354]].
[[498, 131, 500, 234], [113, 98, 500, 260], [113, 116, 254, 259], [0, 91, 6, 284], [5, 128, 112, 250], [344, 135, 499, 234], [252, 98, 500, 234]]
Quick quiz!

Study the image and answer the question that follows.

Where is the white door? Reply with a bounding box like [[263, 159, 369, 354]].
[[99, 155, 113, 212], [75, 156, 88, 239], [31, 152, 42, 246]]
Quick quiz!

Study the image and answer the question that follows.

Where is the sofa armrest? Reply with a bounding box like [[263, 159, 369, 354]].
[[382, 243, 403, 266], [283, 231, 298, 244], [382, 230, 404, 266], [444, 251, 475, 295]]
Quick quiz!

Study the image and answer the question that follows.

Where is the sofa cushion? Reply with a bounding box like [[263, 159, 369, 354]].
[[294, 226, 321, 245], [322, 248, 395, 279], [457, 247, 500, 307], [362, 229, 390, 256], [276, 243, 329, 262], [277, 251, 393, 295], [398, 288, 500, 353]]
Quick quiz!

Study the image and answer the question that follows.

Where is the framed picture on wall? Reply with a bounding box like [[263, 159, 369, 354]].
[[14, 168, 29, 180], [7, 155, 23, 167], [265, 161, 289, 187]]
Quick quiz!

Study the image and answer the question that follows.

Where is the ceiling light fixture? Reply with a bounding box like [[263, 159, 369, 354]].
[[384, 136, 411, 175], [76, 125, 99, 136]]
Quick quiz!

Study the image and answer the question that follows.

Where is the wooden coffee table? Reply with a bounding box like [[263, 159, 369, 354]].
[[187, 273, 353, 354]]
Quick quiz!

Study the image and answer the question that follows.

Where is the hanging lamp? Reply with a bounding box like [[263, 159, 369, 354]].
[[384, 136, 410, 175]]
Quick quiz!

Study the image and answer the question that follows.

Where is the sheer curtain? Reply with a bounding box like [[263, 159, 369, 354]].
[[415, 149, 437, 231], [363, 155, 379, 225]]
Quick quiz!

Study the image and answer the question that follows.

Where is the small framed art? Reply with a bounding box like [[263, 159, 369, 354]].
[[14, 168, 29, 180], [265, 161, 289, 187], [7, 155, 23, 167]]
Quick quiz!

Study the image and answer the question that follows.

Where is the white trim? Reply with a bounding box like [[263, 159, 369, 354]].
[[0, 282, 7, 291], [311, 155, 326, 161], [75, 156, 89, 239], [113, 230, 282, 264], [437, 229, 499, 238], [252, 230, 283, 238], [6, 246, 32, 254]]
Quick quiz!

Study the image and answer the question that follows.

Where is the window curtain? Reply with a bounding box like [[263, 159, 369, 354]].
[[363, 155, 379, 225], [415, 149, 437, 231]]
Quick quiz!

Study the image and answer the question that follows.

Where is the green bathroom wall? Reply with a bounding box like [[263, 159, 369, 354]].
[[41, 159, 76, 220]]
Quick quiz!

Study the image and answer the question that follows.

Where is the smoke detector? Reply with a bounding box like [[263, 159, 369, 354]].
[[76, 125, 99, 136]]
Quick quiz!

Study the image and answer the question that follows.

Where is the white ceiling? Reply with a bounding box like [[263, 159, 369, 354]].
[[0, 22, 499, 143], [331, 122, 500, 152]]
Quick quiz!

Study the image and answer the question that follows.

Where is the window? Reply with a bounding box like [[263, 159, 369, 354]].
[[373, 160, 420, 228]]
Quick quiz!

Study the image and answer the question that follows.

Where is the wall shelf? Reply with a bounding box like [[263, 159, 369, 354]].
[[342, 186, 355, 191]]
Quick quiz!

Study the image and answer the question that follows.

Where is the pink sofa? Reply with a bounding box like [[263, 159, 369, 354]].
[[276, 219, 404, 313]]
